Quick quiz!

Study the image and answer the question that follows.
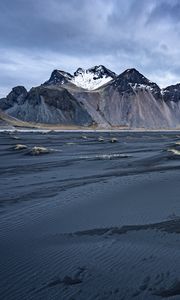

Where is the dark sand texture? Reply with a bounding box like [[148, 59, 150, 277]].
[[1, 131, 180, 299]]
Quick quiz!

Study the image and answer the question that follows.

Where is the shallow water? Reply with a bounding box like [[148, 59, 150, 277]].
[[1, 131, 180, 299]]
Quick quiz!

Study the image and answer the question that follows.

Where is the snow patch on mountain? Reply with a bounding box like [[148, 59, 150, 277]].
[[130, 83, 154, 91], [71, 71, 112, 90]]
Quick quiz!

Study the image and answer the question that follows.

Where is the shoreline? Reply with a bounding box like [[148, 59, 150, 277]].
[[1, 127, 180, 133]]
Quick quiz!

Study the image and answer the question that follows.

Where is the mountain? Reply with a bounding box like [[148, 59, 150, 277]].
[[1, 65, 180, 129], [0, 85, 93, 126]]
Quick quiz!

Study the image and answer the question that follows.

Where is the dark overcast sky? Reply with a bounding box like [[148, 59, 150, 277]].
[[0, 0, 180, 96]]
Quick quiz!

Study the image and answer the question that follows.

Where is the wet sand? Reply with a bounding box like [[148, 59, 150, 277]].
[[1, 131, 180, 299]]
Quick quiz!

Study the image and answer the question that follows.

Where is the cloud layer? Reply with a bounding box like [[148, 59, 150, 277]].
[[0, 0, 180, 96]]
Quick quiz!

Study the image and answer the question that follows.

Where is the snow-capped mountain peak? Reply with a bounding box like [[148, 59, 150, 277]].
[[71, 65, 116, 90]]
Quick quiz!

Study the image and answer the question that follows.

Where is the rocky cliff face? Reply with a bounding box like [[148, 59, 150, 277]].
[[161, 84, 180, 126], [1, 66, 180, 128]]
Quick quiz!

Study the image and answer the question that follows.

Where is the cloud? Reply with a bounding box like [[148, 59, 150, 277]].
[[0, 0, 180, 97]]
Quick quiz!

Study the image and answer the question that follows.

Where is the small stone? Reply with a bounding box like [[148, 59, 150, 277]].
[[98, 136, 104, 142], [28, 146, 50, 155], [110, 137, 118, 143]]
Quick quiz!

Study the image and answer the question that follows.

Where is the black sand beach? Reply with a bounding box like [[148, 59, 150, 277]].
[[1, 131, 180, 299]]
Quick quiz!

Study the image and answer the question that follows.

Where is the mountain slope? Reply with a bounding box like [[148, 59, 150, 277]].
[[90, 68, 172, 128]]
